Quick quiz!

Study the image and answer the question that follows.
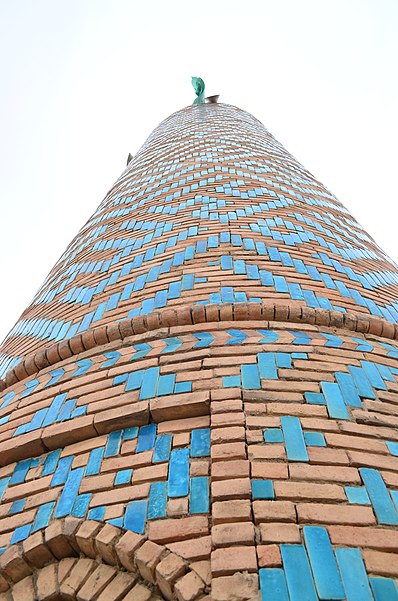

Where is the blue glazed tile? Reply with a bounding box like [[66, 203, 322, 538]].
[[0, 477, 10, 502], [153, 434, 172, 463], [56, 399, 76, 422], [55, 467, 85, 518], [115, 469, 133, 486], [223, 375, 241, 388], [258, 353, 278, 379], [304, 431, 326, 447], [51, 456, 74, 487], [348, 366, 376, 399], [86, 447, 104, 476], [107, 517, 124, 527], [104, 430, 123, 457], [147, 481, 167, 519], [370, 577, 398, 601], [259, 568, 289, 601], [42, 449, 61, 476], [305, 392, 326, 405], [124, 500, 147, 534], [275, 353, 292, 369], [280, 416, 308, 461], [32, 502, 56, 532], [174, 381, 192, 393], [386, 441, 398, 456], [335, 548, 373, 601], [10, 459, 33, 485], [11, 524, 32, 545], [191, 429, 210, 457], [252, 480, 275, 500], [360, 361, 387, 390], [189, 476, 209, 515], [303, 526, 345, 600], [123, 427, 138, 440], [157, 374, 175, 396], [125, 369, 145, 391], [264, 428, 284, 443], [168, 448, 189, 497], [241, 364, 261, 389], [345, 486, 371, 505], [71, 494, 91, 518], [321, 382, 349, 420], [9, 498, 26, 515], [335, 373, 362, 408], [140, 367, 160, 400], [360, 468, 398, 525], [280, 544, 318, 601], [88, 506, 106, 521], [136, 424, 157, 453]]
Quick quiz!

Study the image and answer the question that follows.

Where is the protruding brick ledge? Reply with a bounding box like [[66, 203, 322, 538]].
[[3, 301, 397, 389], [0, 517, 209, 600]]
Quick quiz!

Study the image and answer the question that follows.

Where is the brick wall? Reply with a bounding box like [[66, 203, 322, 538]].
[[0, 103, 397, 599]]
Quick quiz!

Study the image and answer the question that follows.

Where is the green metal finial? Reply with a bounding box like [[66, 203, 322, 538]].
[[191, 76, 205, 105]]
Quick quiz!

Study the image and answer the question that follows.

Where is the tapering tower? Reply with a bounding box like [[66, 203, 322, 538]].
[[0, 101, 397, 600]]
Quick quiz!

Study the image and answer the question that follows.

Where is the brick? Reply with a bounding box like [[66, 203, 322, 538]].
[[96, 572, 137, 601], [115, 531, 145, 572], [150, 391, 210, 421], [167, 497, 189, 517], [58, 558, 77, 584], [94, 400, 149, 434], [60, 558, 97, 598], [174, 571, 205, 601], [274, 481, 346, 502], [77, 564, 117, 601], [212, 460, 249, 480], [362, 549, 398, 578], [0, 545, 32, 582], [22, 531, 55, 569], [132, 463, 168, 484], [211, 442, 246, 461], [42, 415, 97, 450], [253, 501, 296, 524], [212, 478, 251, 501], [10, 575, 35, 601], [95, 524, 122, 566], [190, 560, 211, 586], [156, 553, 187, 600], [212, 573, 259, 601], [248, 445, 286, 460], [120, 583, 152, 601], [251, 462, 288, 479], [212, 522, 254, 547], [307, 447, 349, 465], [289, 463, 361, 483], [325, 432, 387, 454], [297, 503, 375, 525], [76, 521, 102, 559], [328, 525, 398, 551], [211, 426, 245, 443], [260, 523, 301, 544], [36, 563, 58, 601], [257, 544, 282, 568], [190, 460, 210, 477], [213, 500, 251, 524], [44, 521, 77, 560], [166, 536, 212, 561], [347, 450, 398, 472], [148, 516, 209, 544], [135, 540, 165, 584]]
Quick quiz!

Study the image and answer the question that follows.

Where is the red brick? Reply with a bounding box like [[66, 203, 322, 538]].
[[274, 481, 346, 502], [115, 531, 145, 572], [257, 544, 282, 568], [211, 478, 251, 501], [297, 503, 375, 525], [211, 442, 247, 461], [78, 564, 117, 600], [328, 525, 398, 551], [212, 573, 259, 601], [166, 536, 212, 561], [213, 500, 251, 524], [60, 558, 97, 598], [150, 391, 210, 421], [96, 571, 137, 601], [251, 462, 288, 479], [135, 540, 165, 584], [212, 460, 250, 480], [156, 553, 187, 600], [212, 522, 255, 547], [147, 516, 209, 544], [211, 546, 257, 576], [253, 501, 296, 524], [363, 549, 398, 578], [260, 523, 301, 544], [174, 571, 205, 601], [289, 464, 361, 484]]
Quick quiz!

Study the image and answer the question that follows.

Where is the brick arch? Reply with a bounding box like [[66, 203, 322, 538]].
[[0, 518, 209, 600]]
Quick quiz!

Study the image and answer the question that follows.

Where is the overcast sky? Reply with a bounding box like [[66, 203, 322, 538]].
[[0, 0, 397, 345]]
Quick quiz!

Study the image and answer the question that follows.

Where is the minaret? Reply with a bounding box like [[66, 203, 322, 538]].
[[0, 93, 397, 600]]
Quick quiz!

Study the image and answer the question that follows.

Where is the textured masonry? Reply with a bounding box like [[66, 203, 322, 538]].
[[0, 103, 397, 600]]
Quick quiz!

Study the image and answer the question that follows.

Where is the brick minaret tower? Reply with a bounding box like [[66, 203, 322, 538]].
[[0, 102, 397, 600]]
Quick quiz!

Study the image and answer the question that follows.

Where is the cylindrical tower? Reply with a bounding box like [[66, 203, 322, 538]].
[[0, 103, 397, 600]]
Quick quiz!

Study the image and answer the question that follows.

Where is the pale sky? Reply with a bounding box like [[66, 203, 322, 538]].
[[0, 0, 397, 345]]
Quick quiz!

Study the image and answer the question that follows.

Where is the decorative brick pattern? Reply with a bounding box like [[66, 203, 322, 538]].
[[0, 102, 398, 599]]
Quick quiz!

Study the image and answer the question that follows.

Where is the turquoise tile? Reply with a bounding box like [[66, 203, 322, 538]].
[[168, 448, 189, 497], [123, 427, 138, 440], [71, 494, 91, 518], [191, 428, 211, 457], [281, 416, 308, 462], [264, 428, 284, 443], [252, 480, 274, 500], [157, 374, 175, 396], [124, 500, 147, 534], [114, 469, 132, 486], [32, 501, 56, 532], [140, 367, 160, 400], [321, 382, 349, 420], [303, 526, 345, 600], [86, 447, 104, 476], [223, 375, 241, 388], [190, 477, 209, 513], [9, 498, 26, 515], [55, 467, 85, 518], [259, 568, 289, 601], [304, 431, 326, 447], [387, 441, 398, 456], [136, 424, 157, 453], [335, 548, 373, 601], [174, 381, 192, 393], [280, 544, 318, 601], [258, 353, 278, 379], [88, 506, 105, 521], [51, 456, 74, 486], [349, 366, 376, 399], [360, 361, 387, 390], [360, 468, 398, 525], [147, 481, 167, 519], [11, 524, 32, 545], [153, 434, 172, 463], [104, 430, 122, 457], [241, 364, 261, 389], [345, 486, 371, 505], [335, 373, 362, 407], [370, 577, 398, 601], [305, 392, 326, 405], [42, 449, 62, 476]]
